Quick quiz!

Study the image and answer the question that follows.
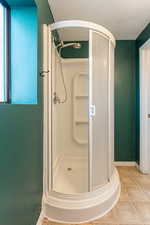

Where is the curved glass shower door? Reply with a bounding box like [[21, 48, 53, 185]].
[[89, 30, 109, 190], [50, 27, 111, 194]]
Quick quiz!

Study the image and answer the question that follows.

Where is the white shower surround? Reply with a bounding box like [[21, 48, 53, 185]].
[[38, 20, 120, 224]]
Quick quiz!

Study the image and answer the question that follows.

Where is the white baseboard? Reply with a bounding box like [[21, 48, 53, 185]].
[[135, 162, 139, 170], [113, 161, 138, 166]]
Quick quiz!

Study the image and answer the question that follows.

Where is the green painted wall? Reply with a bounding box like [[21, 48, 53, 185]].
[[0, 105, 42, 225], [135, 23, 150, 162], [61, 41, 89, 58], [0, 0, 54, 225], [115, 41, 136, 161]]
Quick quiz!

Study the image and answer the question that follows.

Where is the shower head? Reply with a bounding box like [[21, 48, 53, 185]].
[[56, 41, 81, 49], [73, 43, 81, 49]]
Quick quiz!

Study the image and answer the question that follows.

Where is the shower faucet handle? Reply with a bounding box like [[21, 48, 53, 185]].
[[90, 105, 96, 117]]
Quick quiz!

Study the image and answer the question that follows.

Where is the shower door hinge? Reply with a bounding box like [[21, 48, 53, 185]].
[[90, 105, 96, 117]]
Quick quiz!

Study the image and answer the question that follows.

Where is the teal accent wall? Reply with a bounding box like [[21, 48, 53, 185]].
[[115, 41, 136, 161], [0, 0, 54, 225], [11, 7, 37, 104], [135, 23, 150, 162]]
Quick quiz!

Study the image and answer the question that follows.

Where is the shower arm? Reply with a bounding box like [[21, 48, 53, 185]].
[[56, 41, 80, 49]]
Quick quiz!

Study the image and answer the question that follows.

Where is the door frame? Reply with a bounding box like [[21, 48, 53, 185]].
[[140, 38, 150, 173]]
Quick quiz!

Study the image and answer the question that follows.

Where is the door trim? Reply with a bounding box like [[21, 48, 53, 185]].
[[89, 30, 93, 191], [140, 38, 150, 173]]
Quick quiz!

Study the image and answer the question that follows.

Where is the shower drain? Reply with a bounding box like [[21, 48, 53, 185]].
[[67, 167, 72, 171]]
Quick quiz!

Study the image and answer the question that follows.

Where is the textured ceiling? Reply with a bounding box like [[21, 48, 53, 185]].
[[49, 0, 150, 40]]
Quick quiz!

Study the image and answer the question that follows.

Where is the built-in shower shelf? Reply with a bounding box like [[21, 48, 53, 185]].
[[75, 95, 88, 99], [75, 119, 88, 124], [73, 72, 89, 145], [61, 58, 88, 64]]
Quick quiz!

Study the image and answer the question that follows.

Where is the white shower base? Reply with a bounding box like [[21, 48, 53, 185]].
[[53, 156, 88, 194], [38, 167, 120, 224]]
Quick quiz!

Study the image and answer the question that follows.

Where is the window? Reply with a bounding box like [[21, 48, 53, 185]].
[[0, 1, 10, 103]]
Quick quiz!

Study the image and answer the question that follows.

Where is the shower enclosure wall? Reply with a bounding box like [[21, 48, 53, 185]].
[[39, 20, 120, 224]]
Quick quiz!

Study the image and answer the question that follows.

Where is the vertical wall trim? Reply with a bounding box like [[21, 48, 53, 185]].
[[89, 29, 93, 191], [139, 39, 150, 173]]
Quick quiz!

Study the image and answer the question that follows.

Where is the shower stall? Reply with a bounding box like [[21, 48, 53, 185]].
[[39, 20, 120, 224]]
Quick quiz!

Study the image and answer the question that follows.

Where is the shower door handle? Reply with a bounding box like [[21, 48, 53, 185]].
[[90, 105, 96, 117]]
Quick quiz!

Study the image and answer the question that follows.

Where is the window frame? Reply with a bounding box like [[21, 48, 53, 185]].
[[0, 0, 10, 104]]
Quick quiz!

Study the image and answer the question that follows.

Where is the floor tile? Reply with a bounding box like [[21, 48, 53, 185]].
[[42, 219, 65, 225], [119, 186, 130, 201], [125, 185, 149, 202], [93, 209, 118, 224], [120, 175, 138, 186], [134, 176, 150, 186], [140, 183, 150, 199], [133, 202, 150, 224], [114, 201, 140, 224]]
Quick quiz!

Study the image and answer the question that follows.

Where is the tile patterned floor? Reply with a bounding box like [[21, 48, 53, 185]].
[[42, 166, 150, 225]]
